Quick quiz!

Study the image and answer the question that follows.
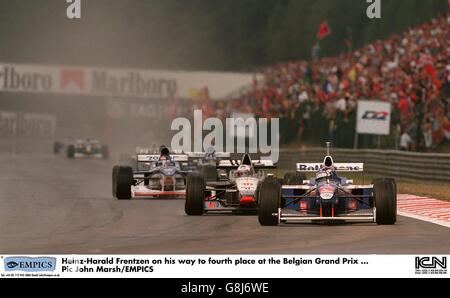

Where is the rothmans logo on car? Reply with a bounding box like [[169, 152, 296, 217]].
[[297, 164, 362, 172]]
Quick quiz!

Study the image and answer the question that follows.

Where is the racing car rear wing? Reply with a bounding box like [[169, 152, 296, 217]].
[[218, 159, 277, 169], [137, 154, 189, 162], [296, 163, 364, 172]]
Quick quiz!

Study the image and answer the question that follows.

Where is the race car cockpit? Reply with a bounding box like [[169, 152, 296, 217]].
[[315, 155, 341, 185], [234, 164, 254, 178], [156, 146, 178, 167]]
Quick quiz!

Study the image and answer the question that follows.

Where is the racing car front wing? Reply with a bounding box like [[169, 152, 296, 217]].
[[131, 186, 186, 199], [74, 152, 104, 159], [276, 208, 376, 223]]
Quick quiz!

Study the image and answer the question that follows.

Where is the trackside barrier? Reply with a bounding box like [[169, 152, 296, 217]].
[[278, 148, 450, 183]]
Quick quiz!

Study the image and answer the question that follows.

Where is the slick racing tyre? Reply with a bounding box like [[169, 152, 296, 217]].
[[258, 177, 281, 226], [112, 166, 120, 197], [200, 165, 218, 182], [115, 166, 133, 200], [373, 178, 397, 225], [185, 173, 206, 215], [283, 172, 307, 185], [67, 145, 75, 159]]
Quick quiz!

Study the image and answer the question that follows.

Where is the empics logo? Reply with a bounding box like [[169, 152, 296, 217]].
[[415, 257, 447, 275], [6, 261, 19, 269], [3, 257, 56, 272]]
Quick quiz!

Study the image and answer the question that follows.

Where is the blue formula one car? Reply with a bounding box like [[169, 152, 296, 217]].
[[258, 143, 397, 226]]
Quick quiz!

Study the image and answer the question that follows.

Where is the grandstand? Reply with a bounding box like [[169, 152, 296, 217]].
[[207, 13, 450, 152]]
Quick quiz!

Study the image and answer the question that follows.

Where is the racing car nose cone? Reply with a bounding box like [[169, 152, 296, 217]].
[[240, 196, 256, 206]]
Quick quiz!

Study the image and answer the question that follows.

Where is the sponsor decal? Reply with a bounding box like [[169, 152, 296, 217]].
[[356, 100, 391, 135], [3, 257, 56, 272], [0, 111, 57, 137], [0, 63, 178, 99], [0, 66, 52, 92], [90, 70, 177, 98], [60, 69, 85, 90], [361, 111, 389, 121], [297, 164, 362, 172]]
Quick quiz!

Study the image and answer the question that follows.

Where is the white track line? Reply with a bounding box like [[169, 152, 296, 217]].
[[397, 194, 450, 228]]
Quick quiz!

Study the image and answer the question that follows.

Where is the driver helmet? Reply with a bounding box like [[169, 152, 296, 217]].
[[235, 165, 252, 178], [158, 156, 171, 167], [316, 169, 332, 181]]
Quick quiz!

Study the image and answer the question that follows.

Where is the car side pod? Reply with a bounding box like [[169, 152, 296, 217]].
[[258, 176, 281, 226]]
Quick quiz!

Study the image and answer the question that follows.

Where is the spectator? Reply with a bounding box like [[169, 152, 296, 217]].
[[400, 130, 412, 151], [205, 13, 450, 151]]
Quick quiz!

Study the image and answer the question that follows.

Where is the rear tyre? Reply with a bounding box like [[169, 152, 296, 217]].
[[373, 178, 397, 225], [200, 165, 217, 182], [258, 177, 280, 226], [112, 166, 120, 197], [67, 145, 75, 159], [115, 166, 133, 200], [185, 173, 206, 215]]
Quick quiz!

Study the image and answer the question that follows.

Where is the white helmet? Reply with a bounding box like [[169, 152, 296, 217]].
[[235, 165, 252, 177]]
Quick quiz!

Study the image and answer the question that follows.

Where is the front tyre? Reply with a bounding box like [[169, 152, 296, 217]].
[[185, 173, 206, 215], [258, 177, 281, 226], [115, 166, 133, 200], [373, 178, 397, 225], [112, 166, 120, 197]]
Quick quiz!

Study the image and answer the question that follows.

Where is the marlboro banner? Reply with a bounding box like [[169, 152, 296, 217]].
[[0, 62, 255, 100]]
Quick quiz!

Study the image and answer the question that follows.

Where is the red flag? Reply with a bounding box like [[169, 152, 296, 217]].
[[316, 21, 331, 40]]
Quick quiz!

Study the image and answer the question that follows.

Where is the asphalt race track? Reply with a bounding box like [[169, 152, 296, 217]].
[[1, 153, 449, 254]]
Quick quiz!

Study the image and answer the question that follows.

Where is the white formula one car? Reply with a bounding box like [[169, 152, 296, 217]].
[[185, 153, 277, 215], [113, 147, 189, 199]]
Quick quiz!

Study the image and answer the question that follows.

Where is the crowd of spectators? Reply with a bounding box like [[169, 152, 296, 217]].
[[194, 14, 450, 151]]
